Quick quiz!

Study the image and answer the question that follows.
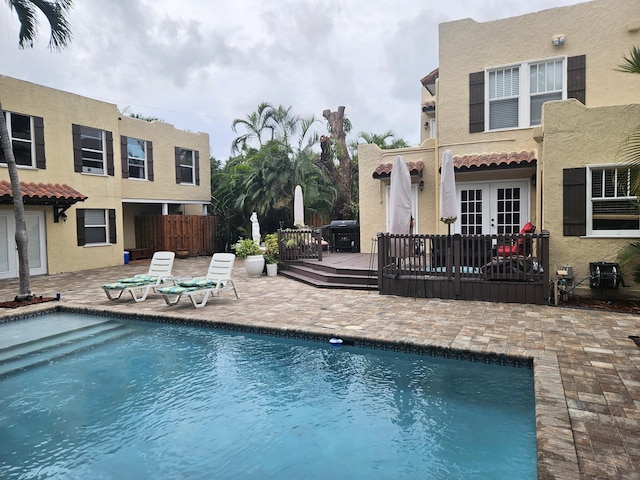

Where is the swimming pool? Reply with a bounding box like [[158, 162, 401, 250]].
[[0, 312, 536, 479]]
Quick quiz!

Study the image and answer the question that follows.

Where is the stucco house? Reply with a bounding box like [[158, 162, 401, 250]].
[[358, 0, 640, 298], [0, 75, 211, 279]]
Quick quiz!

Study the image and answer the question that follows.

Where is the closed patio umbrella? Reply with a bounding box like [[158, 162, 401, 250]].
[[389, 155, 412, 258], [294, 185, 304, 227], [439, 149, 457, 235]]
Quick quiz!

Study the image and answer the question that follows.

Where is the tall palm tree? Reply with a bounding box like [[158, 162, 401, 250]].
[[231, 102, 275, 154], [1, 0, 74, 300]]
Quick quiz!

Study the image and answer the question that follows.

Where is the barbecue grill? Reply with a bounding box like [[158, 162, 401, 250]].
[[327, 220, 360, 252]]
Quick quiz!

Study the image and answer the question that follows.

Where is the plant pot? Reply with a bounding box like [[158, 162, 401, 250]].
[[266, 263, 278, 277], [176, 249, 189, 259], [244, 254, 265, 277]]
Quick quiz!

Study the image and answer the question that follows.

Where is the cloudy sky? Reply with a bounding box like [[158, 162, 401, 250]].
[[1, 0, 587, 160]]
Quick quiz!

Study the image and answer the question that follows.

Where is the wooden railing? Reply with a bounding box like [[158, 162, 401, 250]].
[[377, 231, 550, 304], [277, 228, 323, 262]]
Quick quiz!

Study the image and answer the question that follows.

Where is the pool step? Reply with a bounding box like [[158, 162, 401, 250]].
[[0, 321, 132, 377]]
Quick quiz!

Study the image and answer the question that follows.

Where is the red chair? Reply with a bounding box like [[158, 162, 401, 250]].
[[496, 222, 535, 256]]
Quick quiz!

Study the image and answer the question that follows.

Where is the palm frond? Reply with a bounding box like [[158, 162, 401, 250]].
[[615, 46, 640, 74]]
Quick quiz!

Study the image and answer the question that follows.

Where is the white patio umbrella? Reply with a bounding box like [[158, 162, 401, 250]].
[[389, 155, 412, 257], [439, 149, 458, 235], [293, 185, 304, 227]]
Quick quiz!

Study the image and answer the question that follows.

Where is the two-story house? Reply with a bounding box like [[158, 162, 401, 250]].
[[358, 0, 640, 298], [0, 75, 211, 279]]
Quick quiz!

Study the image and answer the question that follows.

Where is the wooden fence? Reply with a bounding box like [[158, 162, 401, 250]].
[[134, 215, 220, 256]]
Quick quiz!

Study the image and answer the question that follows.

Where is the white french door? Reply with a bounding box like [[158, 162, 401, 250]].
[[456, 181, 529, 235], [0, 211, 47, 279]]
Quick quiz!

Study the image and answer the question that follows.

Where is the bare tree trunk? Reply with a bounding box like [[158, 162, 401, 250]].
[[322, 107, 355, 219], [0, 99, 33, 300]]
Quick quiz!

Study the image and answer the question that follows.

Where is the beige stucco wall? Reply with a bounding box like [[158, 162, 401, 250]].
[[542, 99, 640, 297], [1, 75, 211, 275], [358, 141, 437, 253], [438, 0, 640, 152]]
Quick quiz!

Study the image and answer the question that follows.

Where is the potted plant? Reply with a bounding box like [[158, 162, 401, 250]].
[[264, 233, 279, 276], [232, 238, 264, 277]]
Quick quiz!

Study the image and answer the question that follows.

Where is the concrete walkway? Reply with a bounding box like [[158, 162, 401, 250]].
[[0, 256, 638, 479]]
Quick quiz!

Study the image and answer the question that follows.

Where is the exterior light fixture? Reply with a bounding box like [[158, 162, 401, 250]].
[[552, 35, 565, 46], [419, 180, 425, 192]]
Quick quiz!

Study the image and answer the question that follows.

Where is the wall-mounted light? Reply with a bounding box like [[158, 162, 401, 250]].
[[60, 212, 67, 222], [552, 34, 565, 47], [419, 180, 425, 192]]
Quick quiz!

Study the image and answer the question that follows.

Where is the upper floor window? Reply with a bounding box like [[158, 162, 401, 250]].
[[487, 57, 565, 130], [80, 126, 106, 174], [175, 147, 199, 185], [470, 55, 585, 134], [587, 165, 640, 235], [127, 137, 147, 179], [0, 112, 45, 168], [72, 124, 114, 176]]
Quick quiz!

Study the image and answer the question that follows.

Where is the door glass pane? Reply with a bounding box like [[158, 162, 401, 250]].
[[26, 216, 41, 269], [0, 216, 9, 273], [460, 188, 483, 234]]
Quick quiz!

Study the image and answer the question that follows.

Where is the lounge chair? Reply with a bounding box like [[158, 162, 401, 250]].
[[101, 251, 175, 302], [157, 253, 239, 308]]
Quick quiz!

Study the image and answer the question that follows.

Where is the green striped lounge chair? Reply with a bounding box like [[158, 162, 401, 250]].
[[101, 251, 175, 302]]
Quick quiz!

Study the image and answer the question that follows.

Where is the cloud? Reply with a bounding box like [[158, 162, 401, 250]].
[[1, 0, 589, 159]]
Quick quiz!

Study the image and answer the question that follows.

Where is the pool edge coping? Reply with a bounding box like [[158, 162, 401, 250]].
[[1, 304, 581, 479]]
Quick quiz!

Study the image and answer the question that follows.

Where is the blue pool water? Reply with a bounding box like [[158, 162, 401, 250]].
[[0, 312, 536, 479]]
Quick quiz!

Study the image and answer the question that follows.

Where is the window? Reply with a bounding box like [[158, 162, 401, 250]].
[[76, 209, 116, 246], [72, 124, 114, 175], [80, 126, 105, 174], [175, 147, 199, 185], [487, 58, 565, 130], [127, 137, 147, 179], [488, 67, 520, 129], [588, 165, 640, 235], [0, 112, 45, 168], [529, 59, 563, 125]]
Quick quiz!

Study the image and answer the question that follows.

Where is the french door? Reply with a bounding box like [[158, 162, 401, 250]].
[[456, 181, 529, 235], [0, 210, 47, 279]]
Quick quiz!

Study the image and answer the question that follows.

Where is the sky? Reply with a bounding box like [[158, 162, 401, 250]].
[[1, 0, 588, 160]]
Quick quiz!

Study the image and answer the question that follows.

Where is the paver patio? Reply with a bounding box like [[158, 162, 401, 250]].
[[0, 255, 638, 479]]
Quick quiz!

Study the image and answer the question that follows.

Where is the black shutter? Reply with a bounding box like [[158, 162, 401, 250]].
[[106, 131, 114, 176], [469, 71, 485, 133], [195, 151, 200, 185], [34, 116, 46, 169], [147, 141, 154, 181], [72, 124, 83, 173], [563, 167, 587, 236], [120, 136, 129, 179], [567, 55, 586, 104], [175, 146, 181, 184], [76, 209, 85, 246], [108, 209, 117, 244]]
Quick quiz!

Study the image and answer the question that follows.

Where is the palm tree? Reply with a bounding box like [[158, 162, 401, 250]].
[[1, 0, 74, 300], [616, 46, 640, 281], [350, 130, 409, 151], [231, 102, 275, 154]]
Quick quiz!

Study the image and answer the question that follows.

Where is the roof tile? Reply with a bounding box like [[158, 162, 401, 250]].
[[373, 161, 424, 179], [0, 180, 88, 204], [453, 150, 536, 171]]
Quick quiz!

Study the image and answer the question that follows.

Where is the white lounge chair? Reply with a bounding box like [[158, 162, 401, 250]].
[[101, 251, 175, 302], [157, 253, 239, 308]]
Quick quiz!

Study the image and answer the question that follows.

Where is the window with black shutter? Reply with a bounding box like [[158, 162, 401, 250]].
[[563, 168, 586, 236]]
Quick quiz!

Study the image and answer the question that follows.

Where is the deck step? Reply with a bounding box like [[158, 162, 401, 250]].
[[280, 259, 378, 291], [0, 321, 132, 377]]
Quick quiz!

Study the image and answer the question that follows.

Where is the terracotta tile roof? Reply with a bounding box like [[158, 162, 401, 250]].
[[373, 160, 424, 179], [0, 180, 88, 205], [421, 68, 439, 88], [453, 150, 537, 171]]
